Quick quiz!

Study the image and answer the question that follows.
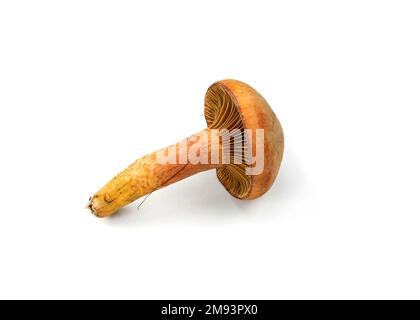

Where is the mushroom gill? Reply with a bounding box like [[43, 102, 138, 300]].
[[204, 83, 251, 199]]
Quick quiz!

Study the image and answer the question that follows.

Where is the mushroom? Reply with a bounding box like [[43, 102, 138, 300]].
[[88, 79, 284, 217]]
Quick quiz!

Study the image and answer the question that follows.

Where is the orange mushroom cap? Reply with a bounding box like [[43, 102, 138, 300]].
[[204, 79, 284, 199]]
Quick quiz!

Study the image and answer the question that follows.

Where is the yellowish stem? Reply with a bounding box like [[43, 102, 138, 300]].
[[88, 129, 221, 217]]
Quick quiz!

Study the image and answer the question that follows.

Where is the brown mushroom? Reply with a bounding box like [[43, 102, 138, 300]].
[[88, 79, 284, 217]]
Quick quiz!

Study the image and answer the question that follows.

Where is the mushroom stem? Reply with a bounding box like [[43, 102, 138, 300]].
[[88, 128, 222, 217]]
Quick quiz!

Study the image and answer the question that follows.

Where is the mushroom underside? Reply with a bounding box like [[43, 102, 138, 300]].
[[204, 83, 251, 199]]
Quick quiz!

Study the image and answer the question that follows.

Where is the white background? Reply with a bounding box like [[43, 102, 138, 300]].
[[0, 1, 419, 299]]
